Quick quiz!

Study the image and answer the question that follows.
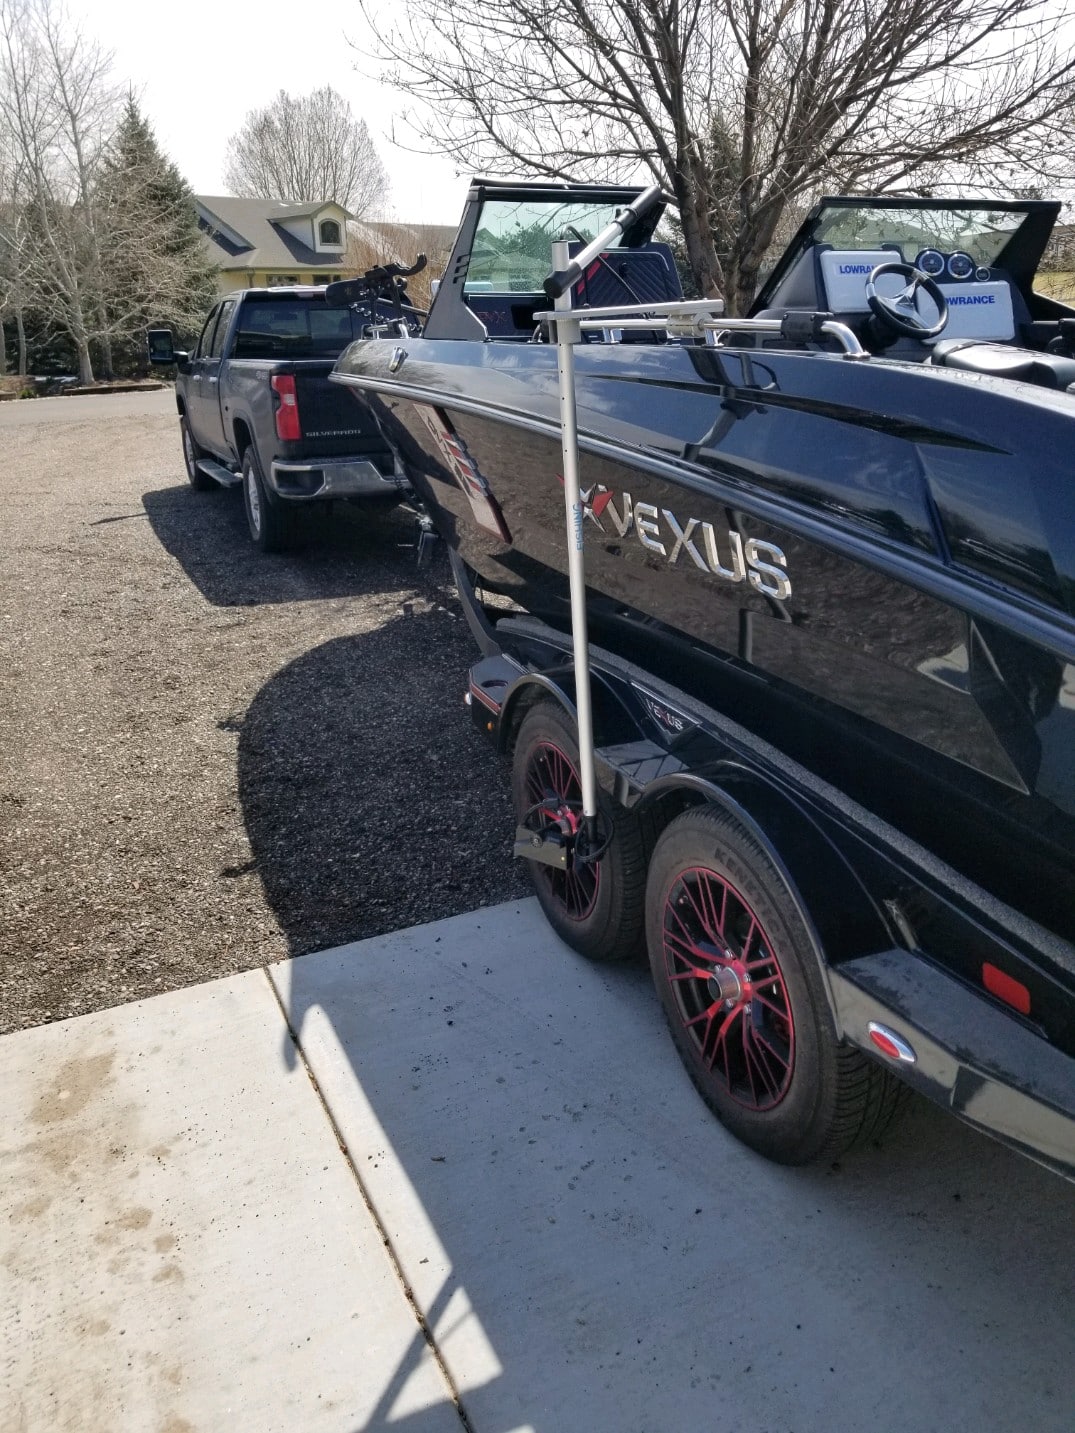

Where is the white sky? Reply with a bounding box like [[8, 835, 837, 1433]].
[[66, 0, 470, 225]]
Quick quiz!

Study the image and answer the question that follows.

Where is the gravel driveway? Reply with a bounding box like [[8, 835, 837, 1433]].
[[0, 389, 527, 1035]]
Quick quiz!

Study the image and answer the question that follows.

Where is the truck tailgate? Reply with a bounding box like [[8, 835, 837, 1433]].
[[294, 364, 386, 455]]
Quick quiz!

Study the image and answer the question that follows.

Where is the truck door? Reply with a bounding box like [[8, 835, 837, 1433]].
[[198, 298, 236, 456], [185, 304, 220, 449]]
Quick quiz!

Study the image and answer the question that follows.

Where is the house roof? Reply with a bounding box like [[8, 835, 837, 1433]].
[[367, 220, 459, 253], [195, 196, 352, 273]]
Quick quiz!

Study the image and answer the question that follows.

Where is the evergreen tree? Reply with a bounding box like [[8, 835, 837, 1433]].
[[96, 97, 218, 373]]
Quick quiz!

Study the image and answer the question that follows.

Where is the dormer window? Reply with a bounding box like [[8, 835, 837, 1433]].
[[319, 219, 342, 246]]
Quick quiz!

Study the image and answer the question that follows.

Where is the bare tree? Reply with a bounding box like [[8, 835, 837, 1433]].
[[357, 0, 1075, 312], [0, 188, 31, 376], [345, 219, 454, 308], [223, 87, 389, 216], [0, 128, 26, 373], [0, 0, 120, 381]]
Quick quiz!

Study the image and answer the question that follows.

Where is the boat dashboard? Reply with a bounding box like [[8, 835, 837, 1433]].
[[749, 195, 1075, 379]]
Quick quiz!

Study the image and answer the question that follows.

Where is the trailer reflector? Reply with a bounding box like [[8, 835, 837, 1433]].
[[867, 1022, 916, 1064], [982, 963, 1031, 1015]]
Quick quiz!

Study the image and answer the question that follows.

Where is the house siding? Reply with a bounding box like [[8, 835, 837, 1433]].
[[212, 267, 349, 293]]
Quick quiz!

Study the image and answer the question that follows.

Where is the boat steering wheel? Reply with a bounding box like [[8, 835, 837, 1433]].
[[866, 262, 948, 339]]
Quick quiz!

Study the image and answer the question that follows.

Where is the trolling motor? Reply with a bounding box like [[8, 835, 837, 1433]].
[[325, 254, 428, 333], [514, 185, 668, 874]]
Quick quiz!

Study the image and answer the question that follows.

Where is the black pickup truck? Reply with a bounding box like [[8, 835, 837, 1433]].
[[148, 285, 411, 551]]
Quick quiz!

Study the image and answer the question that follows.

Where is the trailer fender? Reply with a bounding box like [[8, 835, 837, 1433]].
[[638, 769, 892, 1025], [496, 669, 642, 757]]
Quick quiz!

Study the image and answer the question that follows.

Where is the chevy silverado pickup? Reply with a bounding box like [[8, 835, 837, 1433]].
[[148, 284, 411, 551]]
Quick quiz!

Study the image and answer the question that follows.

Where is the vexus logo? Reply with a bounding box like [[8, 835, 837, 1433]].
[[558, 478, 791, 601], [556, 477, 616, 526]]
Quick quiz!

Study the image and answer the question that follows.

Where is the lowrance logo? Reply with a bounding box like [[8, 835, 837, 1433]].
[[839, 264, 874, 274], [948, 294, 995, 305]]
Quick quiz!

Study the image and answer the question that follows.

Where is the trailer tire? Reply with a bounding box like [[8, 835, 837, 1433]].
[[242, 447, 293, 553], [512, 701, 652, 963], [181, 417, 215, 492], [646, 804, 906, 1164]]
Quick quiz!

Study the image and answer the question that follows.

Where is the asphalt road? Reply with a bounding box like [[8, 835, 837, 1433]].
[[0, 388, 527, 1034]]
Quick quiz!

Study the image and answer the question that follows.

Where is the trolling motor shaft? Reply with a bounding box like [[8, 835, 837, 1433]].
[[514, 189, 666, 878]]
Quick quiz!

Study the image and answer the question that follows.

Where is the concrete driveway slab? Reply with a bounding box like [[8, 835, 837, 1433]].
[[0, 971, 462, 1433], [273, 898, 1075, 1433]]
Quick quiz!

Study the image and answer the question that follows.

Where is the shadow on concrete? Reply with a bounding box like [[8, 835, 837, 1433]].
[[213, 496, 1075, 1429], [142, 482, 424, 608], [273, 898, 1075, 1433]]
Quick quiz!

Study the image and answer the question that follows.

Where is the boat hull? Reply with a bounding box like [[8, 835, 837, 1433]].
[[333, 338, 1075, 957]]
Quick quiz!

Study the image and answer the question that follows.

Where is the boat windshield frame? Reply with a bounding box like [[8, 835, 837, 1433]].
[[422, 178, 666, 342]]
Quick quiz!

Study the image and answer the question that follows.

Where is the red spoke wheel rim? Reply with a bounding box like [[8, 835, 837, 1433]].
[[661, 866, 794, 1109], [523, 740, 599, 922]]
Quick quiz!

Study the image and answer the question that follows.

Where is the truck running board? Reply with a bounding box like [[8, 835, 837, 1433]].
[[196, 459, 242, 488]]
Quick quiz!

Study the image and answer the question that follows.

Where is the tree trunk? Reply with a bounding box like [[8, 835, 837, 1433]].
[[673, 162, 724, 305], [0, 316, 6, 376], [729, 194, 793, 318], [16, 307, 27, 377], [97, 327, 114, 380], [74, 330, 94, 385]]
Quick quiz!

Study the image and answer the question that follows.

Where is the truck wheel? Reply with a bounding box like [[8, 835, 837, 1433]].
[[242, 448, 293, 553], [512, 701, 651, 962], [181, 417, 214, 492], [646, 805, 906, 1164]]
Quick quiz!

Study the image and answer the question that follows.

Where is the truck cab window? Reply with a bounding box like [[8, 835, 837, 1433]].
[[207, 300, 236, 360], [195, 307, 219, 360]]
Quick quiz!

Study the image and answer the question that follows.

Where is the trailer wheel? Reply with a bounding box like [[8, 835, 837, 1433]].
[[646, 805, 905, 1164], [242, 448, 293, 553], [181, 417, 214, 492], [512, 702, 651, 962]]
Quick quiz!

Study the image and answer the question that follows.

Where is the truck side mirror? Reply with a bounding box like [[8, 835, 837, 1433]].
[[147, 328, 188, 365]]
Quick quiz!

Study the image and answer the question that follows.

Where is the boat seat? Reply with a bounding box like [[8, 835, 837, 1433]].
[[464, 297, 537, 338], [465, 244, 683, 342], [570, 243, 683, 309], [931, 339, 1075, 390]]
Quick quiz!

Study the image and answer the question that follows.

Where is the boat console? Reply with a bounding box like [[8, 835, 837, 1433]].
[[748, 195, 1075, 388]]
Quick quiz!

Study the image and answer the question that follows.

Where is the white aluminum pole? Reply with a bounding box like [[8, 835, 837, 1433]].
[[551, 237, 599, 830]]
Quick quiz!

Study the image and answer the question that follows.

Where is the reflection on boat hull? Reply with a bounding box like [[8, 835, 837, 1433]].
[[334, 337, 1075, 951]]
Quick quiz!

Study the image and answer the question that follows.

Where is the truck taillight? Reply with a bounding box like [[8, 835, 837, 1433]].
[[271, 374, 301, 441]]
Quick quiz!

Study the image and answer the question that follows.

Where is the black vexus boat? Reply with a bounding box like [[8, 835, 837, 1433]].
[[331, 180, 1075, 1179]]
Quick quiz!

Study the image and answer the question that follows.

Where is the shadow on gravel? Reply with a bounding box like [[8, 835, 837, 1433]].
[[236, 605, 528, 961], [142, 482, 424, 606]]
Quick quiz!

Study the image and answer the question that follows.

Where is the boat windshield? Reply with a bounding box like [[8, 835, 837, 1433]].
[[466, 197, 631, 293], [812, 203, 1026, 268]]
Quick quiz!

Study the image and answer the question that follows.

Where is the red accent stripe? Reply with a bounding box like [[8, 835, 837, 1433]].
[[469, 682, 501, 715], [982, 963, 1031, 1015]]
